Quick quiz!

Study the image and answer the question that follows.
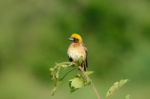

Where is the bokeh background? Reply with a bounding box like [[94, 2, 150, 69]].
[[0, 0, 150, 99]]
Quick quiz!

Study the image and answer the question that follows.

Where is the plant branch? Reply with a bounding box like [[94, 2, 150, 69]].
[[60, 67, 78, 80], [79, 67, 101, 99], [91, 81, 101, 99]]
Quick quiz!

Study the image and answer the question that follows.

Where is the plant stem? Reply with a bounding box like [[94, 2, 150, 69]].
[[60, 67, 77, 80], [79, 67, 101, 99], [91, 81, 101, 99]]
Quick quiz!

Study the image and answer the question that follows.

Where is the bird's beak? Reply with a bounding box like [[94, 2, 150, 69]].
[[68, 37, 73, 41]]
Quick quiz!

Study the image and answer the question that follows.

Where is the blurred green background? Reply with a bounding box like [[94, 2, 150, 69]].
[[0, 0, 150, 99]]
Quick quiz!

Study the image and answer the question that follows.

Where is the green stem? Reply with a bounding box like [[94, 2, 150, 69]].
[[79, 67, 101, 99], [91, 81, 102, 99], [60, 67, 78, 80]]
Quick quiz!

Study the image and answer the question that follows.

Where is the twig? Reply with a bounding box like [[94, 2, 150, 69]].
[[91, 81, 101, 99], [60, 67, 78, 80], [79, 67, 101, 99]]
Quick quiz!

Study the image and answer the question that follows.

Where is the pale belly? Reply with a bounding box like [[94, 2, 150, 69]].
[[68, 47, 86, 61]]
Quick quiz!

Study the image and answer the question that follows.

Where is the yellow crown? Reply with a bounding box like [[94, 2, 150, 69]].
[[71, 33, 83, 42]]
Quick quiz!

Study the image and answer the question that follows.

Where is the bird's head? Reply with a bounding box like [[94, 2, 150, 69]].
[[69, 33, 83, 43]]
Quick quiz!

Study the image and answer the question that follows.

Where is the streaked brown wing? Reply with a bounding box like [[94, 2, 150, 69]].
[[85, 47, 88, 68], [83, 46, 88, 71]]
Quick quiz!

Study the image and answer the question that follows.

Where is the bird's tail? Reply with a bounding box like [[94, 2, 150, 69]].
[[81, 62, 87, 71]]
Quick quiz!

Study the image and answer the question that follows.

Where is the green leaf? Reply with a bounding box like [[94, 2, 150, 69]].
[[84, 71, 94, 76], [69, 77, 84, 92], [106, 79, 128, 99], [50, 68, 54, 72]]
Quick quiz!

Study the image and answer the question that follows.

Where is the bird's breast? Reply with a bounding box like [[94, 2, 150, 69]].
[[68, 44, 86, 61]]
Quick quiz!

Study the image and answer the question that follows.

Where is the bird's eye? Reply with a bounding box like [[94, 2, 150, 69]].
[[73, 38, 79, 43]]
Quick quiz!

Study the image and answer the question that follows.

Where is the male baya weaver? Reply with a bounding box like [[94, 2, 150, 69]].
[[67, 33, 88, 71]]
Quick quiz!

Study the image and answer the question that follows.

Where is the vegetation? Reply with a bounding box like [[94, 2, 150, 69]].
[[0, 0, 150, 99], [50, 61, 128, 99]]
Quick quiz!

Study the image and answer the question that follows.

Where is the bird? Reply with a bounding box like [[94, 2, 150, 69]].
[[67, 33, 88, 71]]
